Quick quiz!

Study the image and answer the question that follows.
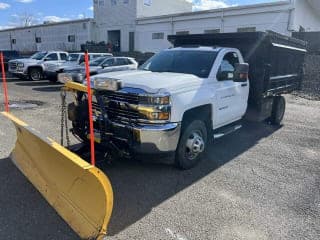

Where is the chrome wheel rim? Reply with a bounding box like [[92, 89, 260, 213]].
[[185, 131, 205, 161], [31, 71, 41, 81]]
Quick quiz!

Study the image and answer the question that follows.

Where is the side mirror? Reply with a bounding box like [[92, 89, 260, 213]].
[[233, 63, 249, 82], [43, 58, 49, 62], [102, 64, 109, 68]]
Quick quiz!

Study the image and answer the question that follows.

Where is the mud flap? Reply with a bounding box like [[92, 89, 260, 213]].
[[2, 112, 113, 240]]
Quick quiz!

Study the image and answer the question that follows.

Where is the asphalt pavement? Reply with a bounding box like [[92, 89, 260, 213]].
[[0, 76, 319, 240]]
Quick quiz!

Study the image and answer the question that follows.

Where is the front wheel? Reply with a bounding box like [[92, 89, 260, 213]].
[[29, 68, 42, 81], [175, 120, 208, 170]]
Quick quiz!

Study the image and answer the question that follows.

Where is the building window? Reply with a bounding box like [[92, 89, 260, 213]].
[[152, 32, 164, 40], [123, 0, 129, 3], [99, 0, 105, 6], [237, 27, 256, 33], [12, 39, 16, 44], [35, 37, 42, 43], [83, 23, 87, 30], [110, 0, 116, 6], [204, 29, 220, 34], [144, 0, 152, 6], [176, 31, 189, 35], [68, 35, 76, 42]]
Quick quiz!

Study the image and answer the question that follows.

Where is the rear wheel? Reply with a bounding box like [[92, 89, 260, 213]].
[[29, 68, 42, 81], [175, 120, 208, 170], [270, 96, 286, 125]]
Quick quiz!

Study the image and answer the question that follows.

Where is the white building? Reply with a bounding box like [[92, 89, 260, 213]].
[[0, 19, 94, 52], [135, 0, 320, 52], [0, 0, 320, 53]]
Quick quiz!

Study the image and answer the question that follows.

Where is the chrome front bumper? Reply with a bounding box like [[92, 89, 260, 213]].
[[111, 121, 181, 155]]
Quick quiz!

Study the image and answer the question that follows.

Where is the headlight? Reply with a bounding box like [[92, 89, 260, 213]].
[[138, 103, 171, 121], [140, 94, 170, 105], [17, 63, 24, 68]]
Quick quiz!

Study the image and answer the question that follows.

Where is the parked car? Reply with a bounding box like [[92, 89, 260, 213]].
[[45, 52, 113, 82], [67, 31, 306, 169], [58, 56, 138, 83], [0, 50, 19, 71], [9, 51, 68, 81]]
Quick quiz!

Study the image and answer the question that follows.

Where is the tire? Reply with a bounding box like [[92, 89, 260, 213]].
[[49, 76, 58, 83], [175, 120, 208, 170], [29, 68, 42, 81], [270, 96, 286, 125]]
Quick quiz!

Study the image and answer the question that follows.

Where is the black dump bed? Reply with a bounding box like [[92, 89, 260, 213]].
[[168, 31, 307, 107]]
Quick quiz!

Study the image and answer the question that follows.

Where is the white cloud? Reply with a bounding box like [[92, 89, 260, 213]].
[[78, 14, 85, 19], [16, 0, 34, 3], [43, 16, 70, 22], [88, 6, 94, 11], [0, 2, 10, 10], [186, 0, 235, 11], [0, 25, 12, 30]]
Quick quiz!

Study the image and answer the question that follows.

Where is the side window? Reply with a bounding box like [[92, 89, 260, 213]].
[[60, 53, 68, 61], [217, 52, 239, 81], [46, 53, 58, 61], [79, 55, 90, 63], [103, 58, 115, 67], [116, 58, 129, 66]]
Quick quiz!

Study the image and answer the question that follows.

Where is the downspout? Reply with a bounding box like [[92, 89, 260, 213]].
[[221, 9, 225, 33], [287, 0, 295, 32], [9, 33, 12, 50], [171, 16, 174, 35]]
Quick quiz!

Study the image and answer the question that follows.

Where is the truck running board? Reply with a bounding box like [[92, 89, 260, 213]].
[[213, 124, 242, 139]]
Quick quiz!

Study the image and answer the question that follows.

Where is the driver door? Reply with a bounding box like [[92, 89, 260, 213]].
[[214, 51, 249, 127]]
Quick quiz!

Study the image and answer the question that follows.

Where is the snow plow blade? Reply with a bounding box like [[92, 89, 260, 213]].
[[2, 112, 113, 239]]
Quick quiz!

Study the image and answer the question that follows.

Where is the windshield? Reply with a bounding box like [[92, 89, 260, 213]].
[[31, 52, 48, 60], [140, 50, 218, 78], [67, 54, 80, 62]]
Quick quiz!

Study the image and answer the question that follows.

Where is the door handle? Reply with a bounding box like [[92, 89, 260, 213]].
[[241, 83, 248, 87]]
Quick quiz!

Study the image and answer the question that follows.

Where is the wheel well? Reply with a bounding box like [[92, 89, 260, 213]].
[[28, 66, 43, 74], [181, 104, 212, 132]]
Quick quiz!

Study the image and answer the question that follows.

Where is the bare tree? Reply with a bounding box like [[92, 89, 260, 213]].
[[19, 12, 34, 27]]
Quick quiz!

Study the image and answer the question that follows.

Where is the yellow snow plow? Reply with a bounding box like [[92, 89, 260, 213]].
[[1, 111, 113, 239]]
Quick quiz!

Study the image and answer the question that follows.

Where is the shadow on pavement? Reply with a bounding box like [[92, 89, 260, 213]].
[[103, 121, 281, 235], [32, 86, 62, 92], [0, 158, 79, 240], [15, 81, 60, 87], [0, 120, 280, 239]]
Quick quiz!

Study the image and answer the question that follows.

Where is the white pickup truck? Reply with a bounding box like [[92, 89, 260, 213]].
[[9, 51, 68, 81], [67, 32, 306, 169]]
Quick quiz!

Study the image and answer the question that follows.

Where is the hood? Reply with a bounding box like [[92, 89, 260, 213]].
[[91, 70, 203, 93], [10, 58, 40, 64]]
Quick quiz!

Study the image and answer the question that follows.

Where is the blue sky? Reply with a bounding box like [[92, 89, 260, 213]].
[[0, 0, 277, 29]]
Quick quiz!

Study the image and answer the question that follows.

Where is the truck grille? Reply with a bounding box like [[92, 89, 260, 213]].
[[92, 91, 144, 123], [105, 91, 140, 105], [9, 62, 17, 70]]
